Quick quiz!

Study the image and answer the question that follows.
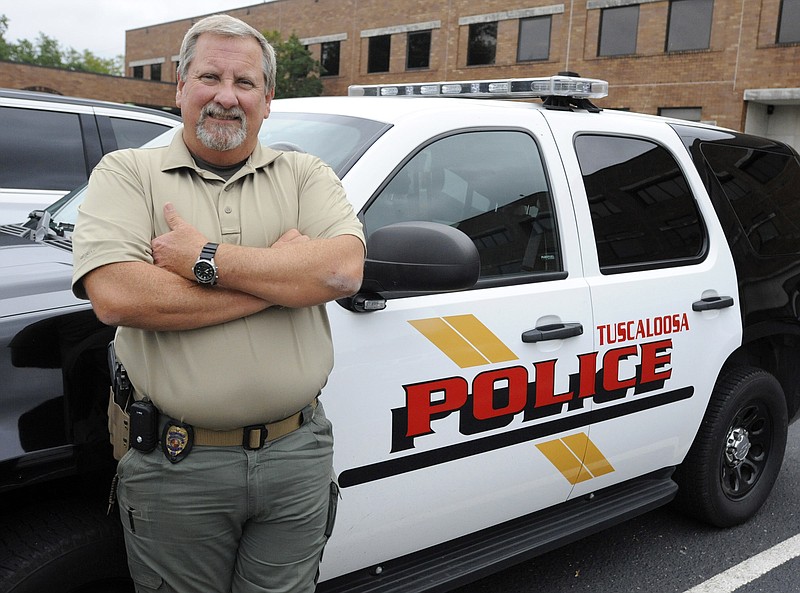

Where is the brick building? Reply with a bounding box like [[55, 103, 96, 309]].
[[0, 61, 178, 112], [123, 0, 800, 147], [2, 0, 799, 147]]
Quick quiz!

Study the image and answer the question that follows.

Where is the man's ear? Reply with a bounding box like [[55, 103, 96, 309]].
[[176, 76, 185, 110], [264, 89, 275, 119]]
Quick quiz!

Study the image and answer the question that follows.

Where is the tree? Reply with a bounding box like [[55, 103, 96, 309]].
[[63, 48, 123, 76], [0, 14, 123, 76], [264, 31, 323, 98], [0, 15, 11, 61]]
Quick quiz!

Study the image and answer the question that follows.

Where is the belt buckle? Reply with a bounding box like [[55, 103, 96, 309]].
[[243, 424, 268, 450]]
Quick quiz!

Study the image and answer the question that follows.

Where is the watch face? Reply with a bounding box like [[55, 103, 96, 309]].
[[193, 260, 216, 284]]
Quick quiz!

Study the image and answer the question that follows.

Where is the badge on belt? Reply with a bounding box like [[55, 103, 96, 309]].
[[162, 421, 194, 463]]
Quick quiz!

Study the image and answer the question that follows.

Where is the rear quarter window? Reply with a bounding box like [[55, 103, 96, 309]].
[[109, 117, 176, 150], [700, 144, 800, 256]]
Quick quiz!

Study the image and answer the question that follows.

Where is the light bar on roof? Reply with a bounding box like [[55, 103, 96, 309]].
[[348, 75, 609, 100]]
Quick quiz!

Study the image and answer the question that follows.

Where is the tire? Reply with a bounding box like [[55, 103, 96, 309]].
[[0, 497, 132, 593], [674, 365, 788, 527]]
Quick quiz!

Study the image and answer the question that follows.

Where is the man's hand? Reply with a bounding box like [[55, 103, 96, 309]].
[[151, 202, 208, 280], [272, 228, 311, 248], [152, 203, 315, 281]]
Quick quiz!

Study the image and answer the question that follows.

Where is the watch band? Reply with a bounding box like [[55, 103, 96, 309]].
[[200, 242, 219, 260]]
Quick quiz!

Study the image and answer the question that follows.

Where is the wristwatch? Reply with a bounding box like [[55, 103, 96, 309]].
[[192, 242, 219, 285]]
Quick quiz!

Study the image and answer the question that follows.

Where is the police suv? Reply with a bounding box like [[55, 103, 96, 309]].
[[1, 75, 799, 592]]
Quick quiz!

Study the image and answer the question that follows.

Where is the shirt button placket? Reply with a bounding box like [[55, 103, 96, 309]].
[[219, 184, 233, 219], [219, 183, 241, 241]]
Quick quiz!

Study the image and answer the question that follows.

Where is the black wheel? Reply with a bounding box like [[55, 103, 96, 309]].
[[674, 365, 788, 527], [0, 498, 132, 593]]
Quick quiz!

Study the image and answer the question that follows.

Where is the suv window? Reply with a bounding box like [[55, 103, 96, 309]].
[[0, 106, 86, 190], [109, 117, 175, 150], [574, 134, 705, 272], [363, 130, 560, 282], [700, 144, 800, 256]]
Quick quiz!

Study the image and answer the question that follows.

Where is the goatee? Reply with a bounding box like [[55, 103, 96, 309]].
[[196, 103, 248, 151]]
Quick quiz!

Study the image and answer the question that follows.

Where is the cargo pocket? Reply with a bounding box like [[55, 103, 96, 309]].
[[316, 478, 340, 585], [127, 555, 164, 591], [325, 479, 340, 540]]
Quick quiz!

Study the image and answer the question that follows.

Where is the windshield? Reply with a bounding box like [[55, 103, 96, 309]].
[[46, 185, 85, 231], [263, 112, 389, 176], [37, 111, 389, 236]]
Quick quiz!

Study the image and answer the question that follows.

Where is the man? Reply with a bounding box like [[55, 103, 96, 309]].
[[71, 14, 365, 593]]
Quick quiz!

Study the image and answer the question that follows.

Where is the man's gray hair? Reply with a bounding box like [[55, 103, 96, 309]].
[[177, 14, 277, 93]]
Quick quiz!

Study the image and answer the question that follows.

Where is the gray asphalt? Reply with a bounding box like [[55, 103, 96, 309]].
[[452, 421, 800, 593]]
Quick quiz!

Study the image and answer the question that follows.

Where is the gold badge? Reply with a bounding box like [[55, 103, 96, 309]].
[[162, 421, 194, 463]]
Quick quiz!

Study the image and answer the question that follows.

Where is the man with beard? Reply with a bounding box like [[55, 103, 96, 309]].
[[71, 14, 365, 593]]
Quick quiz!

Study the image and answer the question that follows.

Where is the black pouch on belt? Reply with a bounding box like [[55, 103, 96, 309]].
[[129, 400, 158, 452]]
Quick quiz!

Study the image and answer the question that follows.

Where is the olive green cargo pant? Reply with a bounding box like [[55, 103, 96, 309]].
[[115, 401, 337, 593]]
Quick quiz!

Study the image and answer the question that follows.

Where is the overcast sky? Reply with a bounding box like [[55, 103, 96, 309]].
[[2, 1, 261, 59]]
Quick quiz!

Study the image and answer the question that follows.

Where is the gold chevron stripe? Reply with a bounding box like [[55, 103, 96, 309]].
[[536, 439, 586, 484], [536, 433, 615, 484], [573, 433, 615, 478], [408, 315, 518, 368], [444, 314, 518, 363], [408, 318, 489, 367]]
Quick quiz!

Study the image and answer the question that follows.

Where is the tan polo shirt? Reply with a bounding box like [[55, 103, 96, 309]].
[[72, 131, 364, 429]]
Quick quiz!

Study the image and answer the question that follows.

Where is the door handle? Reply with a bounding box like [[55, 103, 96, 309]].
[[522, 322, 583, 343], [692, 295, 734, 311]]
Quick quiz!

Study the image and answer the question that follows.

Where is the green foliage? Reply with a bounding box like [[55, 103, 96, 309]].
[[62, 47, 124, 75], [0, 15, 12, 61], [0, 14, 124, 76], [264, 31, 323, 99]]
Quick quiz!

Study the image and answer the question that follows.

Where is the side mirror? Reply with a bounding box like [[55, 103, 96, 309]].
[[339, 221, 480, 312]]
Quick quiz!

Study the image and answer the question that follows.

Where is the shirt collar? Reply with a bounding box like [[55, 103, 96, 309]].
[[161, 127, 283, 176]]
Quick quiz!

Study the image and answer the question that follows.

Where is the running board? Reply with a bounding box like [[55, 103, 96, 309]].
[[317, 468, 678, 593]]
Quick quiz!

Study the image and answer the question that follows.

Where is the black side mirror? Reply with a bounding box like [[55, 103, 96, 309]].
[[339, 221, 480, 312]]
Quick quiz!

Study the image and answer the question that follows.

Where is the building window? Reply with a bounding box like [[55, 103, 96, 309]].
[[321, 41, 341, 76], [599, 5, 639, 56], [407, 30, 432, 69], [467, 22, 497, 66], [659, 107, 702, 121], [518, 16, 552, 61], [132, 65, 144, 79], [778, 0, 800, 44], [666, 0, 714, 52], [368, 35, 391, 73], [150, 63, 162, 81]]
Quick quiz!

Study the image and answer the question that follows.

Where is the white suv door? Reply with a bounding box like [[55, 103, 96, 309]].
[[321, 117, 596, 579], [544, 110, 742, 500]]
